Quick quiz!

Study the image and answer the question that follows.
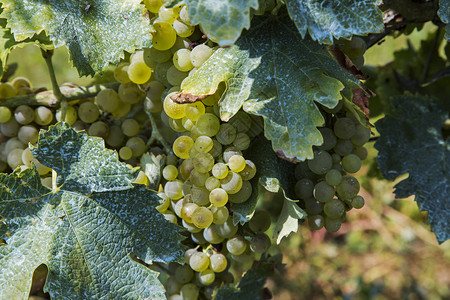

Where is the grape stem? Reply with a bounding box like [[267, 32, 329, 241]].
[[145, 110, 172, 154], [0, 82, 120, 108]]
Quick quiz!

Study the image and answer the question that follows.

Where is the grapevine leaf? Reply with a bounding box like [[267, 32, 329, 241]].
[[0, 0, 153, 76], [214, 254, 283, 300], [141, 152, 165, 190], [438, 0, 450, 40], [164, 0, 259, 45], [235, 136, 305, 243], [177, 11, 361, 161], [284, 0, 384, 43], [375, 95, 449, 243], [31, 123, 138, 194], [0, 123, 184, 299]]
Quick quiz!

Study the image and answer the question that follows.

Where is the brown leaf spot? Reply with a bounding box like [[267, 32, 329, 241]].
[[171, 93, 208, 104], [329, 45, 366, 80], [352, 88, 371, 121], [275, 150, 299, 163]]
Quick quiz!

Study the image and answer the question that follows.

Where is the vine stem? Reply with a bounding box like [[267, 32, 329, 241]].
[[145, 110, 172, 154], [41, 49, 67, 121]]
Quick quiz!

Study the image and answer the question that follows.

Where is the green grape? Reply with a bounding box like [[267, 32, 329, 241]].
[[354, 146, 368, 160], [294, 178, 314, 199], [205, 176, 220, 191], [180, 118, 193, 132], [184, 248, 198, 265], [126, 136, 146, 157], [228, 155, 246, 172], [11, 77, 31, 89], [152, 21, 177, 50], [202, 84, 225, 106], [220, 171, 242, 194], [0, 118, 19, 137], [167, 65, 188, 86], [342, 154, 362, 173], [332, 153, 341, 164], [318, 127, 337, 151], [181, 202, 199, 223], [21, 147, 34, 168], [144, 80, 165, 103], [121, 119, 140, 137], [203, 225, 225, 244], [191, 231, 207, 244], [185, 101, 205, 121], [169, 118, 186, 132], [143, 0, 163, 13], [334, 118, 356, 140], [209, 188, 228, 207], [172, 198, 187, 218], [351, 124, 370, 146], [170, 36, 191, 54], [164, 276, 182, 295], [194, 136, 213, 153], [209, 253, 227, 273], [56, 106, 78, 125], [228, 180, 252, 204], [148, 47, 172, 64], [324, 199, 345, 219], [163, 165, 179, 181], [188, 125, 200, 140], [119, 146, 133, 160], [216, 124, 237, 145], [154, 61, 173, 87], [324, 216, 341, 232], [334, 139, 353, 156], [351, 195, 365, 209], [198, 268, 215, 286], [188, 144, 200, 158], [250, 233, 271, 253], [190, 186, 209, 206], [239, 160, 256, 181], [216, 218, 238, 238], [158, 5, 182, 23], [308, 215, 324, 230], [307, 150, 332, 175], [336, 175, 360, 200], [193, 152, 214, 173], [212, 162, 228, 179], [190, 45, 213, 68], [179, 158, 194, 180], [180, 283, 199, 300], [144, 98, 163, 114], [113, 62, 131, 83], [173, 136, 194, 159], [294, 161, 315, 180], [325, 169, 342, 186], [175, 264, 194, 284], [341, 36, 367, 58], [14, 105, 34, 125], [222, 147, 242, 163], [313, 181, 335, 203], [173, 19, 195, 37], [130, 50, 144, 64], [7, 148, 24, 169], [0, 106, 11, 123], [208, 139, 222, 158], [165, 180, 184, 200], [173, 49, 194, 72], [248, 211, 271, 233], [111, 101, 131, 119], [18, 125, 38, 144], [304, 198, 323, 214], [189, 169, 209, 187], [189, 251, 209, 272], [164, 93, 186, 120], [96, 89, 120, 113], [5, 137, 25, 154], [232, 133, 250, 150], [0, 82, 16, 98], [118, 82, 145, 104], [34, 106, 53, 126], [179, 5, 190, 24], [226, 235, 247, 255], [156, 192, 170, 213], [78, 101, 99, 123], [211, 206, 229, 224], [196, 113, 220, 137], [163, 210, 178, 224], [182, 181, 193, 196], [192, 207, 214, 229], [88, 121, 109, 139], [229, 111, 252, 133]]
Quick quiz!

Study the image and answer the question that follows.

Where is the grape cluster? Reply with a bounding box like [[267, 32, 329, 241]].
[[295, 101, 370, 232], [337, 36, 367, 69]]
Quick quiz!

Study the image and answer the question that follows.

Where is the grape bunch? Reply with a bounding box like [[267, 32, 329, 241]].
[[295, 101, 370, 232]]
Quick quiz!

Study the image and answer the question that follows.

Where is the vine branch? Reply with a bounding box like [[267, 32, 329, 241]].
[[145, 110, 172, 154], [41, 49, 67, 120]]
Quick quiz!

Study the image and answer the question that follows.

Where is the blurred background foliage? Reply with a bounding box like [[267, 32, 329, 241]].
[[7, 20, 449, 300]]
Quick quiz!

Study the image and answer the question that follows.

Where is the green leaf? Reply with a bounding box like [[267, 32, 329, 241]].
[[1, 0, 153, 76], [214, 254, 283, 300], [178, 10, 360, 161], [164, 0, 259, 45], [141, 152, 165, 191], [375, 95, 449, 243], [0, 123, 184, 299], [438, 0, 450, 40], [234, 136, 305, 243], [284, 0, 384, 43]]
